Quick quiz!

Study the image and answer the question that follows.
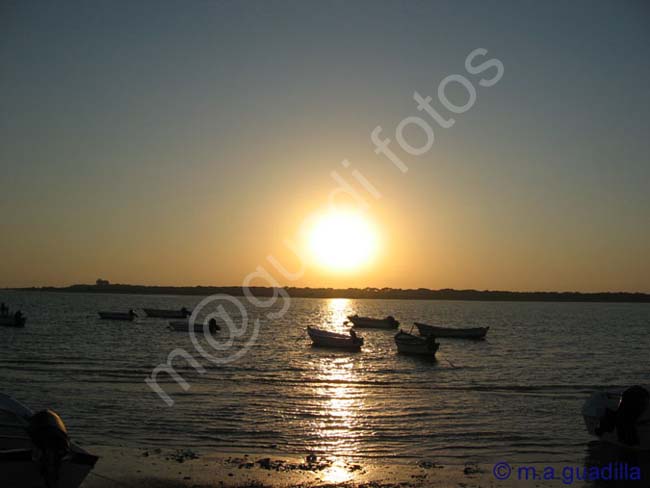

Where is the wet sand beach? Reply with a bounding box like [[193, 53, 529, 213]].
[[82, 446, 506, 488], [82, 445, 649, 488]]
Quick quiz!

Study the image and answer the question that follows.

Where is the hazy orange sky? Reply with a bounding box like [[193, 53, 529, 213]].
[[2, 1, 649, 292]]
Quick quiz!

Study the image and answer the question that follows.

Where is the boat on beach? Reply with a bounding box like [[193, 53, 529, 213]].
[[169, 318, 219, 333], [0, 313, 26, 328], [143, 307, 191, 318], [307, 326, 363, 351], [347, 314, 399, 329], [98, 310, 137, 321], [394, 330, 439, 357], [415, 322, 489, 339], [0, 393, 98, 488], [582, 385, 650, 450]]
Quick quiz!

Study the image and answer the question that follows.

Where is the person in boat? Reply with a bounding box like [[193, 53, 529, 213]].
[[14, 310, 23, 322], [181, 307, 189, 316], [0, 303, 7, 315], [128, 309, 137, 317], [349, 329, 358, 341], [208, 318, 218, 331]]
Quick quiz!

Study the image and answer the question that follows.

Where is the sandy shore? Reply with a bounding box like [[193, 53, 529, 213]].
[[80, 446, 568, 488]]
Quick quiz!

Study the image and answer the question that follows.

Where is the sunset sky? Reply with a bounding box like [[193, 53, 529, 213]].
[[2, 1, 649, 292]]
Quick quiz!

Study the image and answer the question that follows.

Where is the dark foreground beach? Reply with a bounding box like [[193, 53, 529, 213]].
[[82, 446, 565, 488], [83, 446, 650, 488]]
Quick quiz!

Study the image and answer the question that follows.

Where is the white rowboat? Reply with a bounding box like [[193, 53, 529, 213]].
[[307, 327, 363, 351], [394, 330, 439, 357]]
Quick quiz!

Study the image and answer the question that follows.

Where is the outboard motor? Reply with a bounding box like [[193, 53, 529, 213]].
[[615, 385, 650, 446], [591, 386, 650, 446], [28, 409, 71, 488]]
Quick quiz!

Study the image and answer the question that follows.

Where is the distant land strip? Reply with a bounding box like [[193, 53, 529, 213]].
[[8, 284, 650, 303]]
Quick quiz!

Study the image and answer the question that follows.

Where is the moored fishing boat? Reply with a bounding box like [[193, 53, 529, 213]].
[[98, 310, 137, 321], [168, 318, 219, 333], [143, 307, 191, 319], [582, 386, 650, 450], [307, 326, 363, 351], [394, 330, 439, 357], [415, 322, 489, 339], [0, 393, 99, 488], [0, 313, 26, 328], [347, 314, 399, 329]]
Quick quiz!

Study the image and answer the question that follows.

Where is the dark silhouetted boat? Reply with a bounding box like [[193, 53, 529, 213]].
[[347, 314, 399, 329], [307, 326, 363, 351], [143, 307, 191, 319], [169, 318, 219, 333], [415, 322, 489, 339], [98, 310, 137, 321], [394, 330, 439, 357], [582, 385, 650, 450], [0, 393, 98, 488], [0, 313, 26, 328]]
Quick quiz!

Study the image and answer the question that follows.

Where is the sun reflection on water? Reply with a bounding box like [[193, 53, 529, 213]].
[[307, 299, 365, 482], [326, 298, 351, 333]]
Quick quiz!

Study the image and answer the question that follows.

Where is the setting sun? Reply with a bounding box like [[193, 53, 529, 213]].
[[308, 210, 379, 272]]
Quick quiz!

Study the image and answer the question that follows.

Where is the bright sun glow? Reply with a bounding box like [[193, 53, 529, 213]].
[[308, 210, 378, 271]]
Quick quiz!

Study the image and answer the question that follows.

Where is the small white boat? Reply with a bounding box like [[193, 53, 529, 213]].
[[144, 307, 191, 319], [0, 313, 26, 328], [394, 330, 439, 357], [582, 386, 650, 450], [307, 326, 363, 351], [98, 310, 137, 321], [168, 318, 219, 333], [0, 393, 98, 488], [347, 314, 399, 329], [415, 322, 489, 339]]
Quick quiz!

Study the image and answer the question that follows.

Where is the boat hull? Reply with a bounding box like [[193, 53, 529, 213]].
[[415, 322, 488, 339], [347, 315, 399, 329], [0, 316, 26, 328], [394, 331, 439, 357], [0, 448, 98, 488], [307, 327, 363, 350], [0, 394, 98, 488], [168, 320, 219, 332], [144, 308, 191, 319], [98, 312, 134, 321]]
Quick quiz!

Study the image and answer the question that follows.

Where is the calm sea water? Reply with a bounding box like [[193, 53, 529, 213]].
[[1, 291, 648, 466]]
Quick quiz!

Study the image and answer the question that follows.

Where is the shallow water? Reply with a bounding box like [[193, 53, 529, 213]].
[[1, 291, 648, 466]]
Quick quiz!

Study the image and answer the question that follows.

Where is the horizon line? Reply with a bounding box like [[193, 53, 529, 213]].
[[5, 283, 650, 301]]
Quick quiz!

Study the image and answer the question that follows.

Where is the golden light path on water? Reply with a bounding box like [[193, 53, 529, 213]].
[[312, 298, 364, 483], [327, 298, 351, 333]]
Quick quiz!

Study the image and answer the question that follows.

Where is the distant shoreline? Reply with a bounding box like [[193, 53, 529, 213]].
[[6, 284, 650, 303]]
